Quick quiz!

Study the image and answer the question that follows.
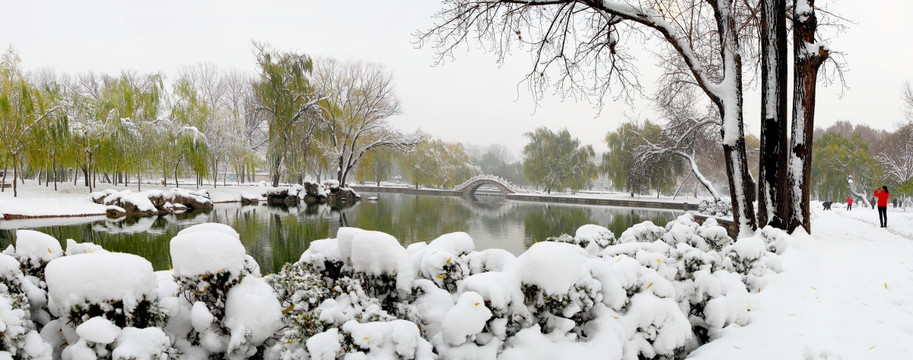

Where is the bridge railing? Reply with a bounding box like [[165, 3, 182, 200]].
[[453, 174, 522, 194]]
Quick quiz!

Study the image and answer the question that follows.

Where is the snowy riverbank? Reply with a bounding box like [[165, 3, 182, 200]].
[[0, 182, 265, 219]]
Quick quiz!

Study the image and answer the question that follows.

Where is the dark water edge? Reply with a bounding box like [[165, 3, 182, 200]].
[[0, 193, 682, 274]]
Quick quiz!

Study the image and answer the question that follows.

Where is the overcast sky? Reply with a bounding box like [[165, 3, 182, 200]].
[[2, 0, 911, 155]]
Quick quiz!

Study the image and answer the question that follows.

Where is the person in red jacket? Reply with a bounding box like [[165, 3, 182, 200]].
[[846, 196, 853, 211], [874, 186, 890, 227]]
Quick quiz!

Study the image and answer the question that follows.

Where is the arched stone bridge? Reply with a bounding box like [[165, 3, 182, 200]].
[[453, 175, 521, 195]]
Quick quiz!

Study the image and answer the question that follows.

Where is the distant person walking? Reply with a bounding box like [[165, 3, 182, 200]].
[[874, 186, 890, 227], [846, 196, 853, 211]]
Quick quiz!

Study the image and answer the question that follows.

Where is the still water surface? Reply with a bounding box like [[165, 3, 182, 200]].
[[0, 193, 681, 274]]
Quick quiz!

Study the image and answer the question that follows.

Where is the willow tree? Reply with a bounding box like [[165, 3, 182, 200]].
[[0, 48, 58, 197], [522, 127, 596, 193], [252, 43, 323, 187], [164, 76, 211, 187], [355, 146, 395, 186], [397, 136, 477, 189], [812, 131, 877, 205], [101, 72, 164, 189]]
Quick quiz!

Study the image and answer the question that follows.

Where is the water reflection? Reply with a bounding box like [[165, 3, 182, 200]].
[[0, 193, 681, 274]]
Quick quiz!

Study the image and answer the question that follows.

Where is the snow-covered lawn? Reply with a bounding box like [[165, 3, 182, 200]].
[[690, 205, 913, 359]]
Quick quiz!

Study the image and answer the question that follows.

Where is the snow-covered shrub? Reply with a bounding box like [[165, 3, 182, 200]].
[[6, 230, 63, 279], [619, 221, 667, 243], [663, 214, 733, 252], [4, 230, 64, 328], [465, 249, 516, 275], [574, 224, 617, 249], [412, 232, 474, 293], [168, 223, 275, 358], [698, 199, 732, 217], [0, 254, 52, 359], [515, 242, 604, 338], [44, 252, 170, 359], [267, 229, 424, 359]]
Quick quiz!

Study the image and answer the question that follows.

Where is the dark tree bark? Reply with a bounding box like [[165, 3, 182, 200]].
[[787, 0, 828, 233], [757, 0, 789, 229]]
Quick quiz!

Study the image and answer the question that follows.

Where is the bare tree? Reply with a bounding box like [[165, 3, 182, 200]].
[[312, 58, 420, 186], [421, 0, 758, 233]]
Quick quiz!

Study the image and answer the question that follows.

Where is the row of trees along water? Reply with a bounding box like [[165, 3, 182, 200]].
[[0, 43, 431, 197]]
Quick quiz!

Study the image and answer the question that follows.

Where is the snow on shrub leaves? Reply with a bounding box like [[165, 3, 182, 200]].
[[3, 215, 786, 360]]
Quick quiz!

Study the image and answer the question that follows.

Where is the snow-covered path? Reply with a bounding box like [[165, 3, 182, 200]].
[[690, 206, 913, 359]]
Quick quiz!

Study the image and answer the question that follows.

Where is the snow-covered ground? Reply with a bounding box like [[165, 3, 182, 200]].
[[690, 204, 913, 359], [0, 181, 264, 218], [2, 182, 913, 358]]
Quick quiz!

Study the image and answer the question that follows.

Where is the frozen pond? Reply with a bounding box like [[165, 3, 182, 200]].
[[0, 192, 682, 273]]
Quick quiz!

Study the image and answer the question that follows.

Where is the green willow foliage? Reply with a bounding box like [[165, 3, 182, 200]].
[[811, 131, 879, 202], [522, 127, 596, 193], [398, 136, 478, 189], [252, 43, 319, 187], [602, 121, 684, 196]]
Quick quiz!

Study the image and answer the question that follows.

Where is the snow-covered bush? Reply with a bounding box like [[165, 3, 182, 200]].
[[6, 230, 63, 279], [0, 254, 51, 359], [698, 199, 732, 217], [167, 223, 275, 358], [44, 252, 171, 359], [619, 221, 666, 243], [545, 224, 617, 254], [3, 215, 789, 360], [266, 229, 425, 359]]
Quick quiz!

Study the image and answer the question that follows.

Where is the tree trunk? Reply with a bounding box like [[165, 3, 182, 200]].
[[673, 151, 720, 201], [757, 0, 789, 228], [137, 171, 141, 191], [12, 156, 18, 197], [786, 0, 828, 234], [337, 155, 345, 185], [270, 151, 282, 187], [174, 167, 179, 188], [711, 4, 757, 236], [53, 153, 58, 191], [1, 155, 6, 192], [87, 151, 94, 193]]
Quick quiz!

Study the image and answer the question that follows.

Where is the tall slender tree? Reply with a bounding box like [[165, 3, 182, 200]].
[[252, 43, 322, 187]]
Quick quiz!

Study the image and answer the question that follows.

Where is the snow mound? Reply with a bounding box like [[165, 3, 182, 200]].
[[112, 327, 171, 359], [176, 223, 240, 241], [442, 291, 493, 346], [170, 229, 246, 279], [515, 242, 589, 295], [349, 231, 414, 293], [341, 320, 433, 359], [224, 276, 283, 345], [575, 224, 617, 248], [13, 230, 63, 265], [75, 317, 120, 344], [45, 252, 156, 317]]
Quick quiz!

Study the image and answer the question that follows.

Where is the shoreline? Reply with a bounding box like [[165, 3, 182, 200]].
[[349, 184, 701, 211], [2, 182, 707, 222]]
